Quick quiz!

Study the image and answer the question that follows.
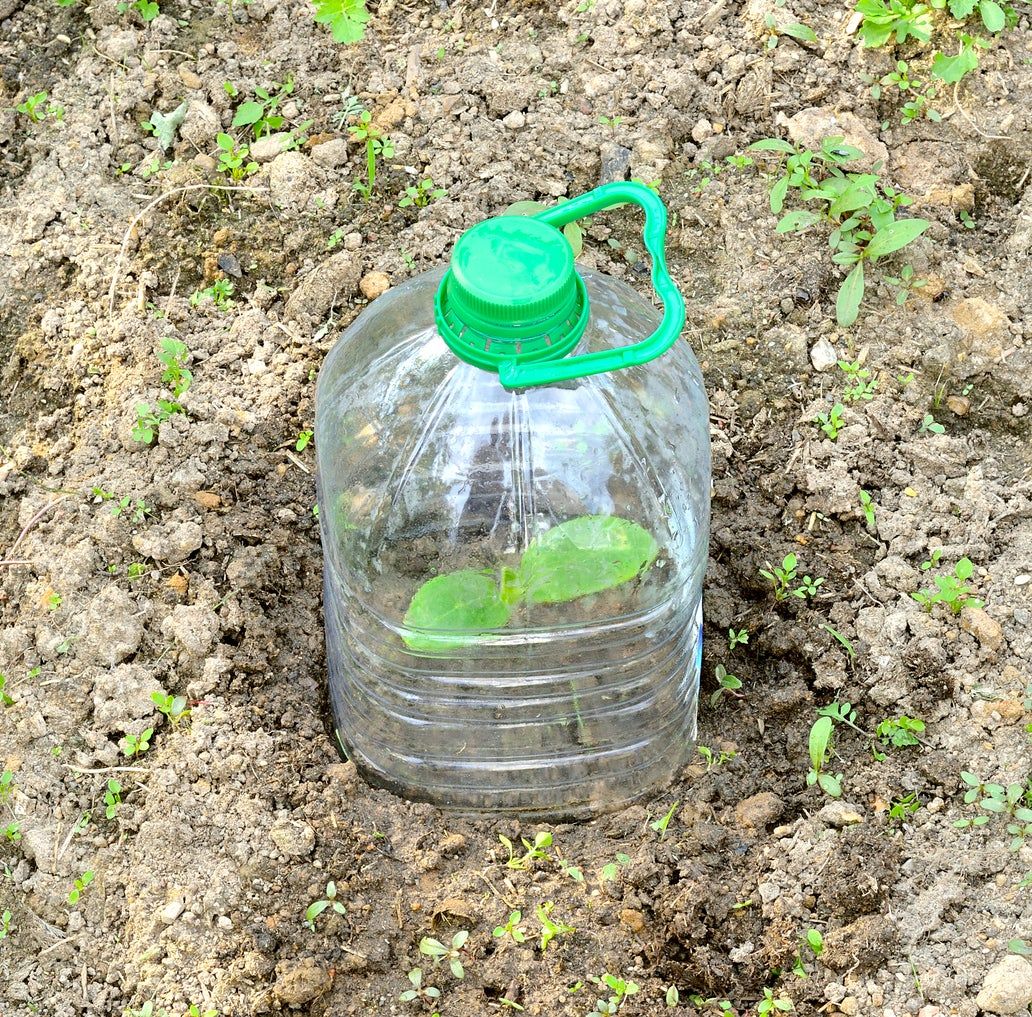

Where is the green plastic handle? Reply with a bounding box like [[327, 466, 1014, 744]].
[[498, 181, 685, 390]]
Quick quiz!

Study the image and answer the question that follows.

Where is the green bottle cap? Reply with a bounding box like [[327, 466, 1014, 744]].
[[435, 215, 589, 371], [435, 181, 686, 390]]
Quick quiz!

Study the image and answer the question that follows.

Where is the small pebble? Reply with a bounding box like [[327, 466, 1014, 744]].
[[359, 271, 390, 300], [161, 900, 185, 924]]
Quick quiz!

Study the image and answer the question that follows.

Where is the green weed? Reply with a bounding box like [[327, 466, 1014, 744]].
[[493, 910, 527, 944], [399, 178, 447, 208], [151, 691, 190, 728], [122, 728, 153, 758], [838, 359, 878, 401], [117, 0, 159, 20], [231, 79, 296, 140], [760, 553, 824, 601], [877, 715, 926, 747], [912, 555, 982, 613], [807, 716, 843, 797], [650, 801, 679, 838], [349, 111, 395, 199], [0, 910, 11, 940], [889, 791, 922, 822], [312, 0, 370, 43], [67, 870, 95, 905], [104, 779, 122, 820], [815, 403, 845, 440], [710, 664, 744, 708], [757, 987, 794, 1014], [420, 930, 468, 978], [399, 967, 441, 1005], [215, 133, 258, 182], [591, 973, 640, 1014], [859, 490, 877, 529], [303, 881, 346, 929], [728, 627, 749, 650], [190, 279, 235, 310], [697, 745, 738, 769], [17, 91, 62, 123], [537, 901, 574, 951], [599, 853, 632, 882]]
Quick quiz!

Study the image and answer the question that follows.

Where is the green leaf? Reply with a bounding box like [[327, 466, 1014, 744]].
[[312, 0, 370, 43], [770, 175, 790, 214], [955, 557, 974, 580], [932, 47, 980, 83], [865, 219, 929, 261], [781, 23, 817, 42], [979, 0, 1005, 31], [776, 210, 820, 233], [519, 516, 658, 605], [748, 138, 796, 153], [148, 102, 188, 152], [403, 571, 511, 651], [231, 101, 265, 128], [503, 200, 548, 216], [836, 262, 865, 328], [949, 0, 978, 15], [563, 221, 584, 259], [809, 716, 833, 771]]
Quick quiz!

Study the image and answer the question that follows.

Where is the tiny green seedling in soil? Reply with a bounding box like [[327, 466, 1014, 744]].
[[889, 792, 922, 823], [815, 403, 845, 440], [728, 627, 749, 651], [117, 0, 159, 20], [591, 973, 640, 1014], [17, 91, 61, 123], [599, 852, 631, 882], [152, 691, 190, 727], [68, 870, 95, 905], [912, 556, 982, 614], [1, 769, 15, 804], [215, 133, 258, 182], [859, 489, 877, 530], [0, 673, 12, 708], [399, 967, 441, 1005], [650, 801, 679, 838], [303, 880, 346, 929], [3, 821, 21, 843], [185, 1006, 218, 1017], [762, 8, 817, 50], [838, 359, 878, 402], [500, 830, 552, 869], [919, 413, 945, 434], [295, 430, 313, 452], [399, 178, 447, 208], [104, 779, 122, 819], [493, 910, 527, 944], [885, 264, 927, 304], [349, 110, 395, 199], [537, 901, 574, 951], [191, 279, 235, 310], [419, 930, 469, 978], [598, 114, 624, 130], [791, 927, 825, 977], [312, 0, 370, 43], [757, 987, 794, 1014], [698, 745, 738, 769], [710, 664, 743, 708], [748, 135, 929, 327], [807, 716, 843, 798], [0, 910, 11, 940], [230, 78, 295, 140], [954, 773, 1032, 850], [877, 715, 925, 748], [123, 727, 153, 758]]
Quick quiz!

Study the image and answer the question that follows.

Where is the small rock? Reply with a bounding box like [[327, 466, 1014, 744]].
[[311, 138, 349, 168], [268, 151, 316, 210], [975, 956, 1032, 1014], [192, 153, 216, 173], [132, 520, 203, 563], [251, 133, 292, 163], [599, 141, 632, 185], [619, 908, 646, 933], [810, 337, 838, 372], [945, 394, 970, 416], [817, 802, 865, 828], [285, 250, 362, 322], [217, 253, 242, 278], [691, 118, 714, 143], [161, 900, 185, 924], [269, 819, 316, 857], [273, 959, 332, 1006], [98, 28, 139, 62], [360, 271, 390, 300], [178, 65, 203, 90], [179, 101, 220, 147], [961, 607, 1004, 652], [839, 998, 858, 1016], [919, 182, 975, 211], [951, 297, 1009, 339], [734, 792, 784, 829], [501, 110, 526, 130]]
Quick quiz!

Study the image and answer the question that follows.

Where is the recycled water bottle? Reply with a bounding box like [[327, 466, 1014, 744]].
[[316, 182, 710, 818]]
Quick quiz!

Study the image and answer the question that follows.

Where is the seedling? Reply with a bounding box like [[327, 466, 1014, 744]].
[[791, 928, 824, 977], [591, 973, 640, 1014], [762, 13, 817, 49], [728, 627, 749, 651], [0, 674, 12, 708], [876, 715, 925, 747], [666, 986, 679, 1006], [404, 516, 656, 651], [954, 772, 1032, 849], [117, 0, 159, 20], [420, 930, 468, 978], [815, 403, 845, 440], [0, 910, 11, 940], [859, 490, 877, 529], [399, 967, 441, 1005], [104, 779, 123, 819], [133, 339, 193, 444], [295, 430, 313, 452], [838, 359, 878, 402], [47, 591, 62, 610], [500, 831, 552, 870], [697, 745, 738, 769], [760, 553, 797, 600], [912, 556, 982, 614], [93, 488, 152, 524], [493, 910, 527, 943], [312, 0, 370, 43], [399, 178, 447, 208], [599, 852, 631, 882], [185, 1007, 217, 1017], [68, 870, 95, 905], [807, 716, 843, 797], [919, 413, 945, 435], [190, 279, 235, 310], [349, 111, 395, 199], [537, 901, 574, 951], [215, 133, 258, 182], [710, 664, 743, 708], [17, 91, 61, 123], [152, 691, 190, 728], [3, 821, 21, 843], [650, 801, 679, 838], [889, 792, 922, 822], [1, 770, 15, 803], [231, 79, 295, 140], [303, 881, 346, 930], [757, 987, 794, 1014], [749, 136, 928, 326], [123, 728, 153, 758], [598, 115, 624, 130]]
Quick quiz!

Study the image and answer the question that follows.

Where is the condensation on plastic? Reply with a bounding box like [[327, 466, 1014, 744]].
[[316, 266, 710, 819]]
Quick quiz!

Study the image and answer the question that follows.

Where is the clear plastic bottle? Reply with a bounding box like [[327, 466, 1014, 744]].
[[316, 183, 710, 818]]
